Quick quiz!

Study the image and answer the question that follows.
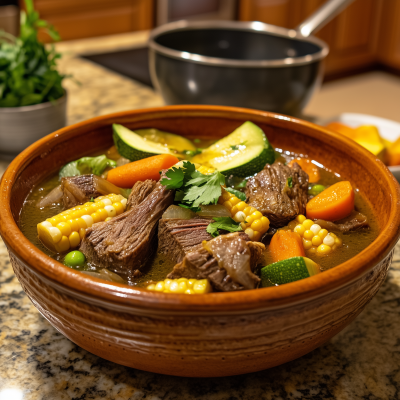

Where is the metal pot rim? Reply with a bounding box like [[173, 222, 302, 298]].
[[148, 20, 329, 68], [0, 91, 67, 113]]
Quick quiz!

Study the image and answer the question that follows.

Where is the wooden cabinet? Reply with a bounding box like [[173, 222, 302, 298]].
[[239, 0, 398, 79], [24, 0, 154, 42]]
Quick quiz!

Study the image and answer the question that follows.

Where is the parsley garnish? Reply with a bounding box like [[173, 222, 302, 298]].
[[287, 177, 293, 188], [160, 161, 226, 208], [225, 187, 246, 201], [206, 217, 243, 238]]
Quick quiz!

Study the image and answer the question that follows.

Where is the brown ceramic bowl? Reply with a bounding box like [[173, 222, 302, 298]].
[[1, 106, 400, 377]]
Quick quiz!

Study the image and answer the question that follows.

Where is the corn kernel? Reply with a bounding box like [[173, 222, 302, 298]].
[[294, 224, 306, 236], [79, 228, 86, 239], [91, 212, 102, 223], [56, 222, 71, 237], [261, 216, 270, 230], [155, 282, 165, 291], [318, 229, 328, 239], [296, 215, 306, 224], [251, 211, 263, 220], [230, 197, 240, 206], [169, 281, 179, 293], [97, 208, 109, 221], [302, 238, 313, 250], [243, 207, 253, 216], [303, 229, 314, 240], [308, 246, 317, 254], [102, 198, 112, 206], [312, 235, 322, 246], [54, 236, 70, 253], [310, 224, 321, 235], [113, 202, 124, 215], [193, 279, 212, 294], [48, 216, 62, 226], [335, 237, 342, 246], [240, 222, 247, 230], [48, 227, 62, 243], [317, 244, 332, 255], [105, 217, 112, 222], [81, 215, 93, 228], [288, 220, 297, 230], [221, 192, 231, 202], [251, 220, 263, 232], [223, 200, 233, 209], [234, 211, 246, 223], [121, 198, 127, 207], [40, 221, 52, 228], [245, 228, 254, 239], [236, 201, 247, 211], [164, 279, 172, 290], [231, 206, 239, 215], [323, 234, 335, 246], [303, 219, 314, 230], [147, 284, 155, 291], [68, 231, 81, 248], [185, 289, 194, 294], [245, 215, 255, 225], [188, 279, 196, 288], [253, 231, 261, 241]]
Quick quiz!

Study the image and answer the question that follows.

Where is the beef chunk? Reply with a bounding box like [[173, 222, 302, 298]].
[[61, 175, 103, 209], [245, 162, 309, 227], [313, 211, 369, 233], [168, 232, 265, 291], [126, 180, 156, 210], [158, 218, 213, 263], [80, 181, 173, 278]]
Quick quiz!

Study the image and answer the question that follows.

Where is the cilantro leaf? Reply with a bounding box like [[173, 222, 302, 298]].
[[179, 204, 201, 212], [160, 167, 184, 190], [225, 187, 246, 201], [184, 170, 225, 207], [206, 217, 243, 238]]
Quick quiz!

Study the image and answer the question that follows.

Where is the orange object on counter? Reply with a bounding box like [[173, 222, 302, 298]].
[[288, 158, 321, 183], [270, 230, 305, 263], [326, 122, 356, 138], [386, 137, 400, 166], [107, 154, 180, 188], [306, 181, 354, 221]]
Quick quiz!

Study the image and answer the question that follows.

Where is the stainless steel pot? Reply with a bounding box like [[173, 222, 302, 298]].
[[0, 93, 67, 156], [149, 0, 354, 116]]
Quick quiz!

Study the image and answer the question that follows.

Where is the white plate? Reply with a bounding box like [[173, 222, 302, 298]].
[[321, 113, 400, 182]]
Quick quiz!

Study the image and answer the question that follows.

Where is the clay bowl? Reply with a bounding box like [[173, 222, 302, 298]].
[[1, 105, 400, 377]]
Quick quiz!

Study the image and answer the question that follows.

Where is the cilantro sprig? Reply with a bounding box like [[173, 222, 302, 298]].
[[160, 161, 226, 208], [206, 217, 243, 238]]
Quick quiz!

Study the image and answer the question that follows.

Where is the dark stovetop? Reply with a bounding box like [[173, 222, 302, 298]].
[[82, 47, 153, 88]]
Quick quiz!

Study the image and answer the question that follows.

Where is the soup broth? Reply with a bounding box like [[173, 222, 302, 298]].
[[19, 148, 380, 287]]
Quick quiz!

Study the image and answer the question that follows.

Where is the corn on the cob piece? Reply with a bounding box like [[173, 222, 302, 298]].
[[218, 188, 270, 241], [147, 278, 212, 294], [287, 214, 343, 255], [37, 194, 127, 253]]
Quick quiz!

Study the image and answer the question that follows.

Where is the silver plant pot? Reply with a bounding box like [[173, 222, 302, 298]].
[[0, 93, 67, 156]]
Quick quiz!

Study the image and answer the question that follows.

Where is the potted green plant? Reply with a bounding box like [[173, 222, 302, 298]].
[[0, 0, 67, 156]]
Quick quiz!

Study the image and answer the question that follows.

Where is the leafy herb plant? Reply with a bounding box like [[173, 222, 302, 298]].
[[0, 0, 65, 107]]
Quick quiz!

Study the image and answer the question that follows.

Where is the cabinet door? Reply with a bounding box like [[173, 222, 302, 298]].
[[239, 0, 380, 78], [25, 0, 154, 42]]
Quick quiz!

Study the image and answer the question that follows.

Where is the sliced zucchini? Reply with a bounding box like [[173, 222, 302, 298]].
[[191, 121, 274, 177], [113, 125, 196, 161], [261, 256, 320, 286]]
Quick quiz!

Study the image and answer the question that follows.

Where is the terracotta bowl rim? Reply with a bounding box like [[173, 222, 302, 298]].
[[1, 105, 400, 312]]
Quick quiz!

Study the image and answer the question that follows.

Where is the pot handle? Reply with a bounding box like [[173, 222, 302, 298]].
[[296, 0, 355, 37]]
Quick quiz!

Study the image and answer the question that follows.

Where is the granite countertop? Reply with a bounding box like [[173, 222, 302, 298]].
[[1, 32, 400, 400]]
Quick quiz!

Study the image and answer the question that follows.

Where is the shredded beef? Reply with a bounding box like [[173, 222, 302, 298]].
[[126, 180, 156, 210], [313, 211, 369, 233], [61, 175, 103, 209], [245, 162, 309, 227], [80, 180, 172, 278], [158, 218, 213, 263], [168, 232, 265, 291]]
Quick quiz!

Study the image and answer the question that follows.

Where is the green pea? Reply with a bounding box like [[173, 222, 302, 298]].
[[64, 251, 86, 268], [308, 184, 327, 196]]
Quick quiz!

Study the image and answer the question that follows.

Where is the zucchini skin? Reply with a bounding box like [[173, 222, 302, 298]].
[[261, 256, 310, 286]]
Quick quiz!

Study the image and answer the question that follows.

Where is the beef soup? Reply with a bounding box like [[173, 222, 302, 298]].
[[19, 122, 380, 293]]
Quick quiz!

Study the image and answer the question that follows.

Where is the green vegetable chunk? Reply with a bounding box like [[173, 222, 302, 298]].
[[113, 124, 196, 161], [64, 251, 86, 268], [59, 155, 117, 178], [225, 187, 246, 201], [206, 217, 243, 238], [192, 121, 275, 177], [261, 256, 320, 286], [308, 184, 327, 196]]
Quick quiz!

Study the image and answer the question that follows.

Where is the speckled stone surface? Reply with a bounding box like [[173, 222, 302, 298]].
[[1, 33, 400, 399]]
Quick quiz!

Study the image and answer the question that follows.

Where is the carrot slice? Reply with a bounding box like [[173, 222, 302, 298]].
[[288, 158, 321, 183], [270, 230, 305, 263], [107, 154, 180, 188], [306, 181, 354, 221]]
